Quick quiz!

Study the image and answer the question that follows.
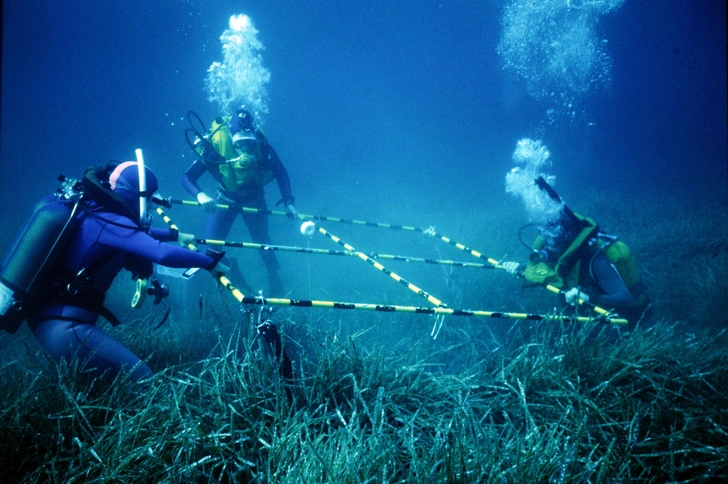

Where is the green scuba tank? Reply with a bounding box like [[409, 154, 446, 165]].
[[0, 182, 83, 333]]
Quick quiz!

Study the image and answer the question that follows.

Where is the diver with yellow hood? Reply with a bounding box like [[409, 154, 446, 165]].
[[501, 177, 651, 327], [181, 107, 297, 295]]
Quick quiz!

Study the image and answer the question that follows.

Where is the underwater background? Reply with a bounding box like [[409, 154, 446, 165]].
[[1, 0, 725, 311], [1, 0, 727, 482]]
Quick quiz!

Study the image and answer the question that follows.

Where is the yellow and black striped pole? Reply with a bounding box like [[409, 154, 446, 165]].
[[154, 207, 246, 304], [196, 239, 497, 269], [154, 207, 626, 325], [308, 223, 447, 308], [421, 227, 623, 319], [541, 284, 613, 318], [158, 207, 443, 309], [422, 227, 503, 267], [169, 198, 424, 231], [169, 200, 503, 272], [169, 199, 621, 319], [234, 294, 626, 324]]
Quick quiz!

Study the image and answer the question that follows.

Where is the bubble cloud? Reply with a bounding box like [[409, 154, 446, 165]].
[[205, 14, 271, 121], [497, 0, 625, 120], [505, 138, 563, 222]]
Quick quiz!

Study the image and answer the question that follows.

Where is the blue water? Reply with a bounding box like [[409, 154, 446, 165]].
[[1, 0, 726, 310]]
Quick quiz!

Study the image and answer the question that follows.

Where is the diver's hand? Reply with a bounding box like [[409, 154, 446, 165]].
[[564, 287, 589, 305], [177, 231, 196, 247], [204, 249, 228, 279], [196, 192, 216, 213], [209, 261, 230, 280], [500, 261, 521, 274], [285, 203, 299, 219]]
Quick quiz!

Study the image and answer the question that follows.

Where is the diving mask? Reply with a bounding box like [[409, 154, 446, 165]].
[[233, 138, 257, 153]]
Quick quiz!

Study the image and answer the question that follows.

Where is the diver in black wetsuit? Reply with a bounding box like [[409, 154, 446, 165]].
[[570, 245, 635, 313], [501, 209, 650, 327], [181, 108, 297, 296]]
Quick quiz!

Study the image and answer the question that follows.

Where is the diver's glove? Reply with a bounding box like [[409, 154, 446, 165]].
[[177, 231, 196, 248], [196, 192, 216, 213], [564, 287, 589, 305], [210, 261, 230, 279], [285, 202, 299, 219], [204, 249, 230, 279], [500, 261, 521, 274]]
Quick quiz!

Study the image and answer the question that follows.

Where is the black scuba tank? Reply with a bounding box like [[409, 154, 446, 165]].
[[0, 195, 81, 333]]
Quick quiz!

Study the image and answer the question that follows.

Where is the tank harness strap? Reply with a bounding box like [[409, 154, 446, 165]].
[[98, 306, 122, 327], [33, 307, 121, 328], [588, 246, 601, 283], [64, 252, 123, 326], [216, 191, 240, 206], [66, 249, 116, 295]]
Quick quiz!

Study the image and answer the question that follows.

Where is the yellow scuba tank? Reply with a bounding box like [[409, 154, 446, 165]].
[[599, 239, 639, 288], [596, 236, 649, 310], [209, 116, 238, 160], [0, 179, 83, 333]]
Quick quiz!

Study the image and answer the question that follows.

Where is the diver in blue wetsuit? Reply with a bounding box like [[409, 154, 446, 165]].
[[181, 108, 297, 296], [23, 162, 227, 381]]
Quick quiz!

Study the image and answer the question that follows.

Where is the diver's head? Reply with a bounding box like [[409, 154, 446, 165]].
[[109, 161, 158, 210], [229, 108, 257, 154], [535, 212, 580, 263]]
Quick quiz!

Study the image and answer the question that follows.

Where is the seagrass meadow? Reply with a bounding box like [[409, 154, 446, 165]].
[[1, 189, 727, 483]]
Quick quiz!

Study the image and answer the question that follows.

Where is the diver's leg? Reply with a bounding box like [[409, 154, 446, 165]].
[[204, 203, 237, 240], [242, 195, 283, 295], [205, 202, 254, 293], [30, 308, 153, 381]]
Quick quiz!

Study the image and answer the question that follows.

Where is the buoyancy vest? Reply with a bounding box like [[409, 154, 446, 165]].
[[524, 213, 599, 289], [523, 214, 649, 311], [202, 117, 273, 194]]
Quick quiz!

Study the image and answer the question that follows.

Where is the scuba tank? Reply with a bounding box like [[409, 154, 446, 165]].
[[185, 111, 273, 193], [594, 234, 650, 311], [1, 156, 167, 334], [0, 177, 83, 333], [595, 235, 639, 288], [185, 111, 227, 164]]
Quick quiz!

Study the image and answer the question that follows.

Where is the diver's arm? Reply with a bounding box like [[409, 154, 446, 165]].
[[266, 145, 294, 205], [590, 254, 635, 308], [123, 256, 155, 279], [181, 160, 208, 196], [148, 227, 178, 242], [98, 215, 215, 269]]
